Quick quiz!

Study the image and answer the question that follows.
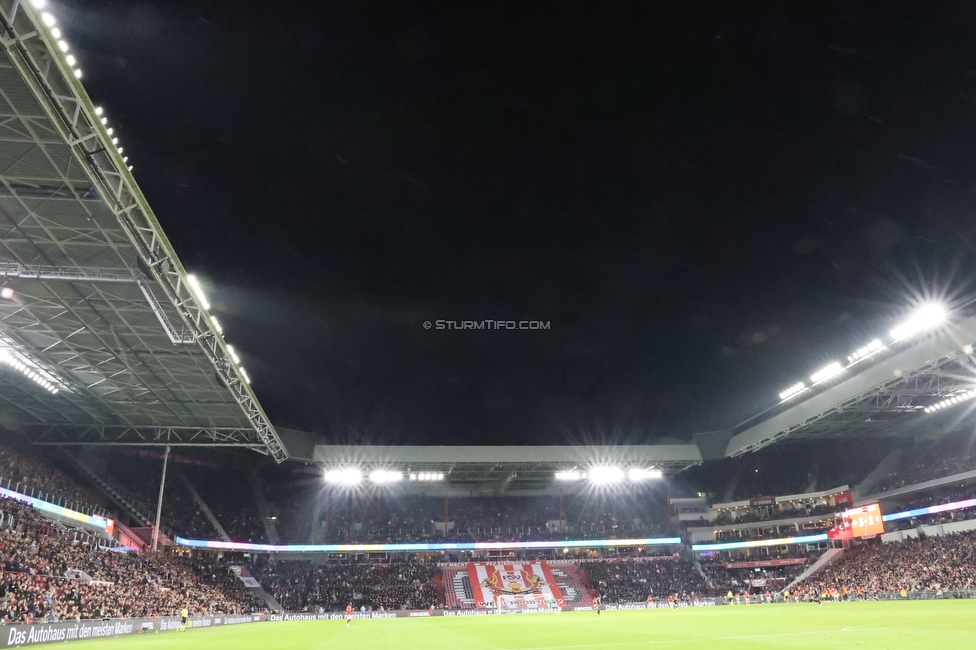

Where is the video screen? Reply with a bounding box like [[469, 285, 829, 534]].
[[845, 503, 885, 537]]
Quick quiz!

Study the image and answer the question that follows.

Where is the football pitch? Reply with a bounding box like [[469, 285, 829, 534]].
[[53, 601, 976, 649]]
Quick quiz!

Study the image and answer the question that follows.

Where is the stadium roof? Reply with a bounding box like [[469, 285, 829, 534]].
[[314, 444, 702, 491], [0, 1, 287, 461], [725, 311, 976, 457]]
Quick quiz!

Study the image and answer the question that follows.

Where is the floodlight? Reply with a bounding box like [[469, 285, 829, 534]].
[[226, 345, 241, 365], [57, 40, 68, 52], [210, 316, 223, 334], [185, 274, 210, 310], [0, 347, 63, 393], [100, 117, 107, 125], [890, 304, 947, 342], [239, 367, 251, 384], [589, 466, 625, 485], [29, 0, 45, 9], [412, 472, 444, 482], [848, 339, 885, 363], [810, 362, 843, 384], [0, 288, 13, 299], [629, 468, 663, 481], [778, 382, 805, 401], [95, 106, 103, 116], [50, 28, 61, 38], [41, 12, 55, 27], [369, 470, 403, 484], [324, 468, 362, 485], [555, 471, 583, 481], [66, 54, 76, 66], [73, 69, 82, 79], [924, 389, 976, 414]]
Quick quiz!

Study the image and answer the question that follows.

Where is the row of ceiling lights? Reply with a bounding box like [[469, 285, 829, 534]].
[[0, 348, 60, 394], [323, 469, 445, 485], [555, 467, 663, 483], [777, 304, 949, 402], [186, 275, 250, 384], [28, 5, 247, 389], [30, 2, 134, 173]]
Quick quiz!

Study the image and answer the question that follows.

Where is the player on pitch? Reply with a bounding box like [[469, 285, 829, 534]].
[[179, 607, 188, 632], [345, 602, 353, 627]]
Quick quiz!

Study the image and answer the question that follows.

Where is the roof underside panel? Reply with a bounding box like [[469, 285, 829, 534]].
[[0, 1, 286, 459]]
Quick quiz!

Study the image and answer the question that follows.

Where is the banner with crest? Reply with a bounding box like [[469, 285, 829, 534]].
[[467, 562, 563, 608]]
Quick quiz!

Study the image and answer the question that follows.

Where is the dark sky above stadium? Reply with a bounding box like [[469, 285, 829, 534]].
[[66, 0, 976, 445]]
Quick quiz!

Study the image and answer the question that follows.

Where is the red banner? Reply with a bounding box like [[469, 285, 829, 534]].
[[834, 491, 853, 507], [749, 496, 776, 507], [467, 562, 563, 608]]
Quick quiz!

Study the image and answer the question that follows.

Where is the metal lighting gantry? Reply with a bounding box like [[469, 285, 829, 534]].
[[726, 312, 976, 457], [0, 1, 287, 461]]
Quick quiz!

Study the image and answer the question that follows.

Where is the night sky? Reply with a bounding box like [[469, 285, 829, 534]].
[[60, 1, 976, 445]]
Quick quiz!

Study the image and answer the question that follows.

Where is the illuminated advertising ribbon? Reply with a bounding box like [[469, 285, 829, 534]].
[[691, 533, 828, 552], [0, 486, 113, 532], [175, 536, 682, 553], [882, 497, 976, 522]]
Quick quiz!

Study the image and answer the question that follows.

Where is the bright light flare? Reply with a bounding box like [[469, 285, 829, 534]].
[[0, 348, 60, 394], [848, 339, 885, 363], [810, 361, 843, 384], [409, 472, 444, 481], [555, 470, 584, 481], [588, 466, 625, 485], [226, 345, 241, 365], [891, 304, 947, 342], [324, 468, 362, 485], [0, 288, 13, 299], [925, 389, 976, 414], [369, 470, 403, 484], [186, 274, 210, 310], [778, 382, 806, 401], [628, 468, 663, 481]]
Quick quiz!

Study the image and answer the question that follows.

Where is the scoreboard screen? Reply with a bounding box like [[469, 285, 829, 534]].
[[845, 503, 885, 537]]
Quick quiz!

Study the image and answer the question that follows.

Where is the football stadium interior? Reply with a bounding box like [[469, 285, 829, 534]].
[[1, 1, 976, 648]]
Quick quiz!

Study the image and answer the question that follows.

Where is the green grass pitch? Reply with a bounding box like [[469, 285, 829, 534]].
[[55, 601, 976, 649]]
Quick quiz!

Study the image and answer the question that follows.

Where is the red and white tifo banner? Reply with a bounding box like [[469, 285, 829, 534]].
[[467, 562, 563, 608]]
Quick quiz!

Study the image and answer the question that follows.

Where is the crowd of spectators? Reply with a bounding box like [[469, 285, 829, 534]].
[[874, 434, 976, 493], [0, 496, 260, 622], [711, 502, 838, 527], [701, 561, 809, 593], [182, 465, 266, 544], [104, 451, 219, 541], [802, 532, 976, 596], [581, 558, 708, 602], [714, 522, 832, 543], [251, 558, 437, 612], [316, 494, 667, 545], [0, 446, 103, 516], [882, 488, 976, 532]]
